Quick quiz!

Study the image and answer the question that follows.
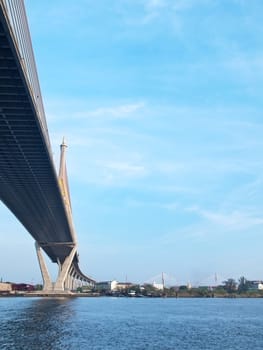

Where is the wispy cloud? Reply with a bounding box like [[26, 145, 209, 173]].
[[76, 102, 145, 119], [142, 0, 206, 17], [187, 206, 263, 232], [47, 100, 263, 195], [126, 198, 179, 211], [46, 100, 145, 122], [224, 53, 263, 81], [102, 161, 147, 178], [145, 0, 166, 9], [138, 0, 214, 28]]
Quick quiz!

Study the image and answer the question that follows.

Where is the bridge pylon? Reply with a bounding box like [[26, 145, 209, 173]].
[[34, 139, 90, 293]]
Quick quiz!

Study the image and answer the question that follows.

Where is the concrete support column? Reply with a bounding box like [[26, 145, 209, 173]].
[[53, 246, 77, 291], [67, 272, 71, 291], [65, 273, 69, 290], [66, 266, 74, 291], [72, 273, 76, 291], [35, 242, 53, 291]]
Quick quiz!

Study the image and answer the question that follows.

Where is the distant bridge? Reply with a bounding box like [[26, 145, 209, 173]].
[[0, 0, 95, 292]]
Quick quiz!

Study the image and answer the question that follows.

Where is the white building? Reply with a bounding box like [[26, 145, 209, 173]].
[[0, 282, 12, 292], [116, 282, 133, 290], [249, 281, 263, 290], [96, 280, 118, 292], [153, 282, 164, 290]]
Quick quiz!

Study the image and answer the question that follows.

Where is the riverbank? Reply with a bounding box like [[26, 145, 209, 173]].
[[1, 291, 263, 298]]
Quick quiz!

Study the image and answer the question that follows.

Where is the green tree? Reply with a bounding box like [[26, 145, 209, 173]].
[[34, 284, 43, 291], [223, 278, 237, 293], [238, 276, 249, 293]]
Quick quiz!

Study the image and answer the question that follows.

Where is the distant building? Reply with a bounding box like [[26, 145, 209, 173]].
[[187, 282, 192, 290], [95, 281, 136, 293], [12, 283, 34, 291], [248, 281, 263, 290], [0, 282, 12, 293], [96, 280, 118, 292], [116, 282, 133, 290], [153, 282, 164, 290]]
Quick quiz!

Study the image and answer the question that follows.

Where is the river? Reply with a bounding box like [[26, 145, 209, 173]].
[[0, 297, 263, 349]]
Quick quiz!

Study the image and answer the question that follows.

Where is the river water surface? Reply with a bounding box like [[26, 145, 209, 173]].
[[0, 297, 263, 349]]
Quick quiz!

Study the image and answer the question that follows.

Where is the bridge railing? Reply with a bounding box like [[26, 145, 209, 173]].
[[1, 0, 50, 149]]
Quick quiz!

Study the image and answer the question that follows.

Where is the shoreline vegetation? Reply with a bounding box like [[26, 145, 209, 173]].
[[2, 287, 263, 298], [1, 292, 263, 298], [93, 287, 263, 299], [1, 277, 262, 298]]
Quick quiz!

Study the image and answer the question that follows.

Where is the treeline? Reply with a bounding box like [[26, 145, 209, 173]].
[[79, 276, 263, 298]]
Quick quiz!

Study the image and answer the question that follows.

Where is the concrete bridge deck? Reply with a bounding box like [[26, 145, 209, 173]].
[[0, 0, 94, 289]]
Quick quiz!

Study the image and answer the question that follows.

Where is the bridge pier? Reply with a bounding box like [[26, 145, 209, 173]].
[[54, 246, 77, 291], [65, 266, 73, 291], [35, 242, 77, 293], [35, 242, 53, 291]]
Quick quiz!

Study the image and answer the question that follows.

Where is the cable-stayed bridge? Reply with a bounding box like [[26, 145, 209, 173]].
[[145, 273, 178, 287], [0, 0, 95, 292]]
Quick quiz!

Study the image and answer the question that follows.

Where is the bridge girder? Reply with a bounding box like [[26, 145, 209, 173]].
[[0, 0, 95, 290]]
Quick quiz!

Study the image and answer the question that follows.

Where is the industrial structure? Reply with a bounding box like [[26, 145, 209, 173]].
[[0, 0, 95, 292]]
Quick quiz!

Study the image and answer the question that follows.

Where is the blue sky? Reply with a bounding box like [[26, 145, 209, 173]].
[[1, 0, 263, 286]]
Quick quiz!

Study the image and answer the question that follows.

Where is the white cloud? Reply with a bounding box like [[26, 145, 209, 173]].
[[187, 206, 263, 232], [126, 198, 179, 211], [144, 0, 203, 13], [65, 148, 148, 187], [46, 100, 263, 200], [102, 161, 147, 178], [76, 102, 145, 119], [151, 184, 200, 195], [162, 202, 178, 211], [146, 0, 166, 9], [46, 101, 145, 122], [140, 0, 213, 26], [225, 53, 263, 81]]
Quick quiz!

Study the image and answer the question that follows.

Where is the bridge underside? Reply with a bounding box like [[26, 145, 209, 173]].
[[0, 2, 94, 290]]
